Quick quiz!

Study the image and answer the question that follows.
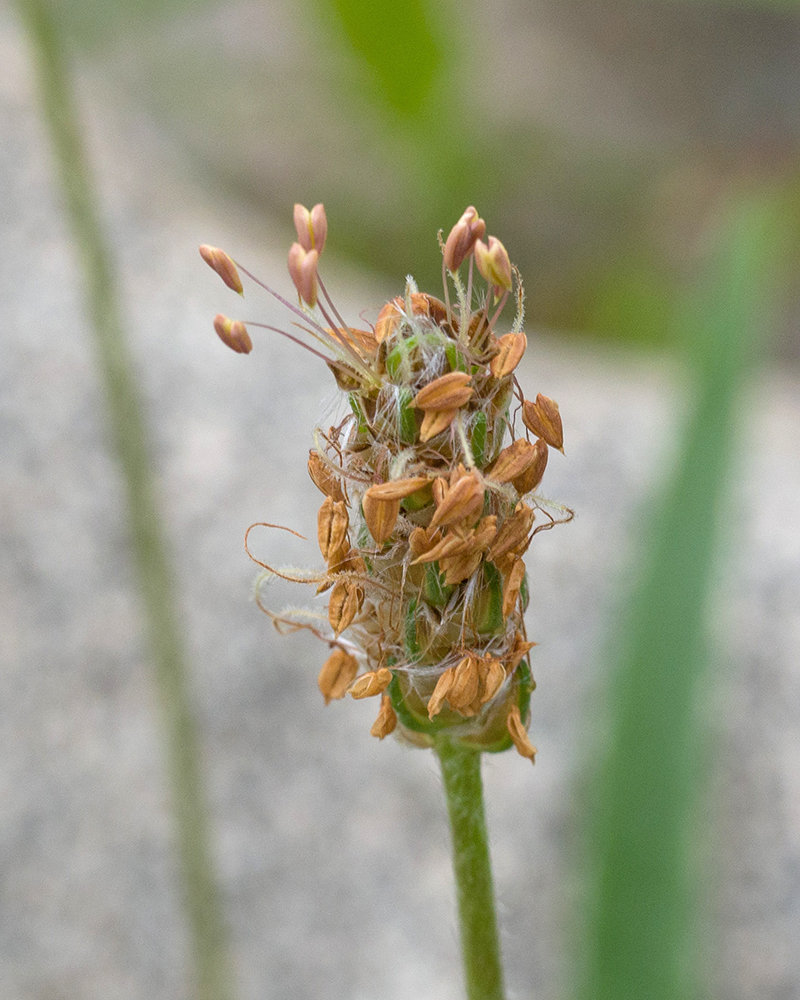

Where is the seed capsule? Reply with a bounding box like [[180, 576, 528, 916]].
[[420, 409, 458, 442], [409, 526, 440, 558], [317, 496, 349, 562], [449, 656, 480, 710], [480, 659, 506, 705], [512, 438, 548, 495], [349, 667, 393, 699], [413, 529, 470, 564], [440, 549, 483, 586], [502, 558, 526, 619], [429, 474, 485, 530], [488, 439, 539, 484], [490, 332, 527, 378], [366, 477, 430, 501], [370, 694, 397, 739], [522, 394, 564, 452], [413, 372, 473, 411], [488, 504, 534, 563], [328, 579, 363, 635], [362, 492, 400, 546], [317, 648, 359, 705], [428, 666, 456, 718], [507, 704, 536, 763], [308, 450, 345, 502]]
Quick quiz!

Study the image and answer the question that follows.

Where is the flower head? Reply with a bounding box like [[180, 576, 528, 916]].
[[201, 205, 572, 762]]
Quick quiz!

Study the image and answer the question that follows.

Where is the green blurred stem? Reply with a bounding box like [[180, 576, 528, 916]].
[[435, 740, 506, 1000], [17, 3, 232, 999]]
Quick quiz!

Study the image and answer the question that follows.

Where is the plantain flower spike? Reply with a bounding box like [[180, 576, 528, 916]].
[[294, 203, 328, 255], [202, 204, 572, 764]]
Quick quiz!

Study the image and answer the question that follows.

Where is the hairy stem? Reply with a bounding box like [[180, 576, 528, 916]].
[[435, 739, 505, 1000], [17, 3, 232, 998]]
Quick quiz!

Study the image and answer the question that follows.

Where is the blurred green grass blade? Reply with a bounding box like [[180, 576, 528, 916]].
[[315, 0, 445, 115], [41, 0, 216, 48], [16, 3, 233, 998], [576, 190, 785, 1000]]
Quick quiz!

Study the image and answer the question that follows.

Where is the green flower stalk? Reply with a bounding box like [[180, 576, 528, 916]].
[[201, 204, 572, 996]]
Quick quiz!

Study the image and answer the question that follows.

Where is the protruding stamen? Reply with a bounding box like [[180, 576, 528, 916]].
[[213, 314, 252, 354], [474, 236, 513, 292], [199, 245, 244, 295], [293, 203, 328, 254], [287, 242, 319, 307], [443, 206, 486, 272]]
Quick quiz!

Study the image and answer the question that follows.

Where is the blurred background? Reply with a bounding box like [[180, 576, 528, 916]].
[[2, 0, 799, 998]]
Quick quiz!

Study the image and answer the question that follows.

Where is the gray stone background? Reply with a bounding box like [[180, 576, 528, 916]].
[[2, 2, 800, 999]]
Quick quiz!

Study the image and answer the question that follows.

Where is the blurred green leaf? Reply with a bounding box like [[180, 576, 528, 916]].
[[317, 0, 444, 116], [575, 187, 788, 1000], [45, 0, 217, 46]]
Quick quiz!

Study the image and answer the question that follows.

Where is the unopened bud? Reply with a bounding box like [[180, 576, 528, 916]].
[[213, 314, 252, 354], [287, 242, 319, 307], [443, 206, 486, 272], [370, 694, 397, 739], [199, 245, 243, 295], [474, 236, 513, 292], [522, 394, 564, 452], [317, 648, 359, 705], [293, 203, 328, 254]]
